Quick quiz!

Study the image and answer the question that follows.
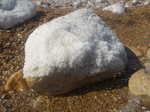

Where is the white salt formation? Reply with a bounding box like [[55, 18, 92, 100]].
[[144, 0, 150, 5], [0, 0, 36, 29], [103, 1, 126, 14], [23, 8, 127, 95]]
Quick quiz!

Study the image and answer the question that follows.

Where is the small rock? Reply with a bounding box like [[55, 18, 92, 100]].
[[141, 95, 150, 109], [143, 0, 150, 5], [103, 1, 126, 14], [132, 0, 140, 4], [4, 103, 12, 109], [129, 69, 150, 96], [41, 2, 50, 8], [1, 94, 10, 99], [129, 69, 150, 108], [125, 1, 133, 8]]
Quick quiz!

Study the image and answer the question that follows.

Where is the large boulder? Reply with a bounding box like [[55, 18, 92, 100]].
[[0, 0, 36, 29], [23, 8, 127, 95]]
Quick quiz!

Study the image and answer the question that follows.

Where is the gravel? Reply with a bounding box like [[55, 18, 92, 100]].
[[33, 0, 150, 8], [0, 6, 150, 112]]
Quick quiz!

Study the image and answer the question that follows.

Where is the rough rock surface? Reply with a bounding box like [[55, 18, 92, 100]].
[[23, 8, 127, 95], [0, 0, 16, 10], [0, 0, 36, 29]]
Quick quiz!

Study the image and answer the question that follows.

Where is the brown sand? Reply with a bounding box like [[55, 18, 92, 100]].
[[0, 6, 150, 112]]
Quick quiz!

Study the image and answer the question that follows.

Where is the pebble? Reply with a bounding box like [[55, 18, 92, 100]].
[[34, 0, 150, 8]]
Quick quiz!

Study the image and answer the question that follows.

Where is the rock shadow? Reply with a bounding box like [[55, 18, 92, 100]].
[[56, 46, 143, 97]]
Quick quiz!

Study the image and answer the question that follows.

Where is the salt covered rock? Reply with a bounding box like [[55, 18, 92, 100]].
[[132, 0, 140, 5], [103, 1, 126, 14], [125, 1, 133, 8], [0, 0, 36, 29], [143, 0, 150, 5], [23, 8, 127, 95], [0, 0, 16, 10]]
